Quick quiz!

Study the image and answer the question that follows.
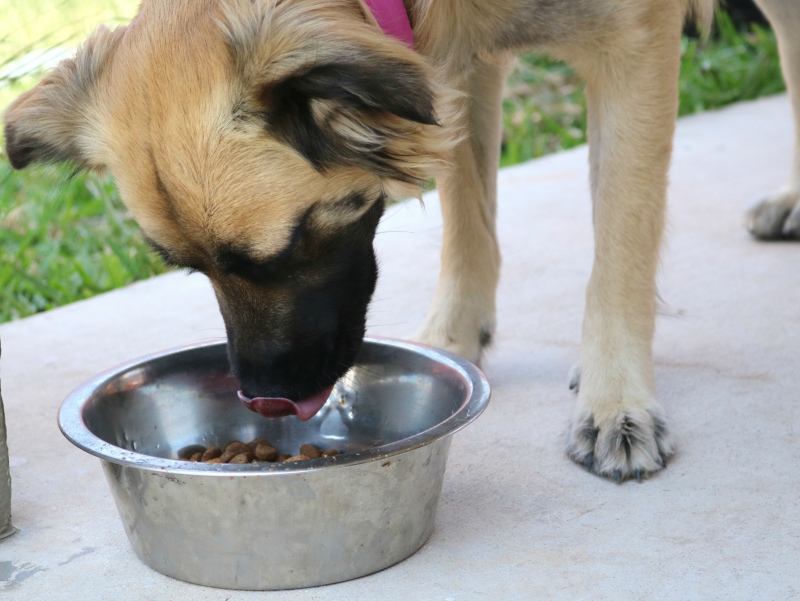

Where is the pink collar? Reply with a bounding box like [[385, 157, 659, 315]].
[[364, 0, 414, 49]]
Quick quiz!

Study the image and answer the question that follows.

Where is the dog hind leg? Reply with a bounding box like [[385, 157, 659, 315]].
[[746, 0, 800, 239], [415, 56, 510, 363], [562, 4, 686, 481]]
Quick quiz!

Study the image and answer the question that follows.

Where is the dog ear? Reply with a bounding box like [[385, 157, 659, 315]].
[[259, 53, 458, 188], [2, 25, 125, 170]]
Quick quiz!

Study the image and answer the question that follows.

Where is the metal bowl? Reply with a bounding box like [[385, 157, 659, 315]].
[[58, 337, 490, 590]]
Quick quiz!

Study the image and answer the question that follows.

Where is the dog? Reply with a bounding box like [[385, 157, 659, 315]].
[[3, 0, 797, 481]]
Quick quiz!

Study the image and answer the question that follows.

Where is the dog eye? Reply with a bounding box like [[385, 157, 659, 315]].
[[216, 248, 286, 280], [214, 214, 312, 280], [146, 238, 204, 273]]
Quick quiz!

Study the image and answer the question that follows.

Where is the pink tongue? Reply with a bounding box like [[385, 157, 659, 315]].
[[238, 385, 335, 421]]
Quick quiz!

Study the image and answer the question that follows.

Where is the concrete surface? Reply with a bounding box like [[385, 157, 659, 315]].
[[1, 94, 798, 600]]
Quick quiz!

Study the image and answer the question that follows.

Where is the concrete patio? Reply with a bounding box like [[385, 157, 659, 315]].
[[1, 94, 798, 600]]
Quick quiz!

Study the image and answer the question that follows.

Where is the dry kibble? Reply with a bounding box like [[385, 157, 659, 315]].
[[299, 444, 322, 459], [229, 452, 254, 464], [179, 438, 342, 464], [225, 441, 249, 456], [219, 450, 238, 463], [248, 438, 272, 451], [254, 444, 279, 462], [179, 446, 206, 460], [201, 447, 222, 461]]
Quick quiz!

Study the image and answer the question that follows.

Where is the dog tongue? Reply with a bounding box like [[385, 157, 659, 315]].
[[238, 386, 335, 421]]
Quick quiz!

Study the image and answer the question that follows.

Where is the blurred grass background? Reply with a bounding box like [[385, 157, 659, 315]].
[[501, 9, 784, 166], [0, 2, 787, 322]]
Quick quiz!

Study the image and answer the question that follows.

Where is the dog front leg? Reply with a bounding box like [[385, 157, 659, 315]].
[[564, 8, 685, 481], [416, 56, 510, 363], [747, 0, 800, 239]]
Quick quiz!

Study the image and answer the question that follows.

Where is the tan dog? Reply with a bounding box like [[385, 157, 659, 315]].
[[4, 0, 794, 481]]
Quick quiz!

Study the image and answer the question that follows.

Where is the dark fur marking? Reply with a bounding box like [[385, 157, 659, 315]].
[[4, 124, 37, 169], [144, 237, 203, 273], [145, 237, 176, 265], [649, 410, 672, 468], [215, 207, 310, 279], [3, 123, 79, 170], [577, 415, 597, 448], [334, 192, 369, 213], [215, 247, 273, 277], [215, 239, 297, 281], [620, 416, 634, 460], [265, 61, 437, 126], [479, 326, 493, 348], [214, 193, 373, 281], [651, 412, 669, 439], [261, 58, 437, 183]]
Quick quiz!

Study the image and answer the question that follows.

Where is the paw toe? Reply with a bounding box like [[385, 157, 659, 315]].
[[782, 203, 800, 238]]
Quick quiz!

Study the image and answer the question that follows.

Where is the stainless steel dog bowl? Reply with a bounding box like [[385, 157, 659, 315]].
[[58, 337, 490, 590]]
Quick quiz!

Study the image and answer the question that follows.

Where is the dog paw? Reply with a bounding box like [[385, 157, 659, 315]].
[[746, 189, 800, 240], [565, 406, 674, 482]]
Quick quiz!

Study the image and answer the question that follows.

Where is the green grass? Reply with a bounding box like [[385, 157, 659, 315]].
[[0, 7, 788, 323], [501, 57, 586, 168], [0, 0, 139, 110], [678, 11, 784, 115], [0, 0, 160, 322], [0, 163, 167, 321]]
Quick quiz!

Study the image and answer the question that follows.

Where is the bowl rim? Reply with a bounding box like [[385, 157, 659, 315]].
[[58, 336, 490, 476]]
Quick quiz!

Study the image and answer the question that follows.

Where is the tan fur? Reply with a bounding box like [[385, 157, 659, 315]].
[[4, 24, 126, 170], [4, 0, 749, 481], [747, 0, 800, 239]]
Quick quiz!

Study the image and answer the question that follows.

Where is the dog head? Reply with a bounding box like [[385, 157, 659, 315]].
[[3, 0, 459, 419]]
